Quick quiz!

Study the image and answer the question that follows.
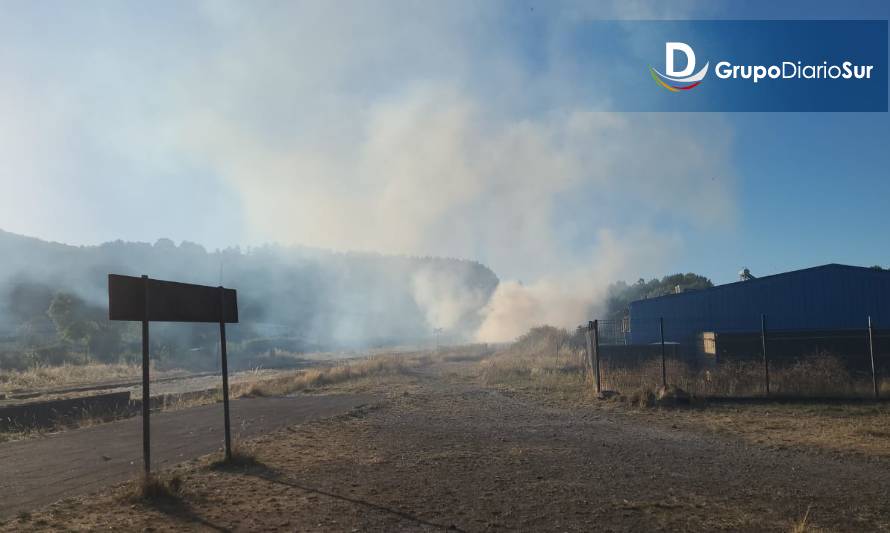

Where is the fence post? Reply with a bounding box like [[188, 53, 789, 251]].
[[593, 320, 602, 393], [868, 316, 878, 400], [660, 317, 667, 389], [761, 314, 770, 397]]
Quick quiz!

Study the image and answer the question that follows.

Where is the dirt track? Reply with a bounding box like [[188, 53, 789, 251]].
[[0, 393, 372, 519], [250, 371, 888, 532], [3, 366, 890, 531]]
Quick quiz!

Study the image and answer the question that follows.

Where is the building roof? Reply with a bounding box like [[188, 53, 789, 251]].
[[630, 264, 889, 305]]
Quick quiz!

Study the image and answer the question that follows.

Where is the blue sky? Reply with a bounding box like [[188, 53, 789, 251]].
[[0, 0, 887, 290]]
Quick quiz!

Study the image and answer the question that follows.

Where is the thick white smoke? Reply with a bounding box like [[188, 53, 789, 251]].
[[176, 89, 734, 340], [475, 229, 681, 341]]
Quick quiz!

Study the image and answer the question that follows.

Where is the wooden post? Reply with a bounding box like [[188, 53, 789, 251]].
[[593, 320, 601, 394], [761, 314, 770, 396], [660, 317, 667, 389], [219, 287, 232, 461], [585, 321, 595, 376], [555, 337, 560, 367], [868, 316, 878, 400], [141, 275, 151, 475]]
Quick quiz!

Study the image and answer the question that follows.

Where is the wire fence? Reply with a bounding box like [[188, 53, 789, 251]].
[[581, 315, 888, 400]]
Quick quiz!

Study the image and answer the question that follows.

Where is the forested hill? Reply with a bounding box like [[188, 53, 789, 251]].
[[604, 273, 714, 320], [0, 230, 499, 368]]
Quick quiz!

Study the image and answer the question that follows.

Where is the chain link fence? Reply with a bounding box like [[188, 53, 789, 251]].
[[582, 315, 888, 399]]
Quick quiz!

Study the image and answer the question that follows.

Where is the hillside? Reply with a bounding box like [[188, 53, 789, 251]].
[[0, 230, 499, 369]]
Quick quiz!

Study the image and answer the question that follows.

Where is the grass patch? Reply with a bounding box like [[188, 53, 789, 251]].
[[0, 427, 34, 444], [790, 505, 813, 533], [210, 446, 264, 470], [479, 327, 589, 402], [0, 402, 136, 443], [0, 361, 183, 393], [429, 344, 494, 363], [484, 326, 888, 401], [123, 473, 183, 503], [235, 353, 423, 397]]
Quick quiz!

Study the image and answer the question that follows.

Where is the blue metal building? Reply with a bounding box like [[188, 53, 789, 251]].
[[628, 264, 890, 344]]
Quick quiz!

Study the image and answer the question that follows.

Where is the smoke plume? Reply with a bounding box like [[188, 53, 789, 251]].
[[0, 2, 736, 343]]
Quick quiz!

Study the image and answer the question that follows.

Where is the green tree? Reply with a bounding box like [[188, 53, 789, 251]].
[[48, 293, 94, 352], [47, 292, 123, 362], [604, 273, 714, 320]]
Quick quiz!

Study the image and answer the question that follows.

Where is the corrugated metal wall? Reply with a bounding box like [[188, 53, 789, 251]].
[[628, 265, 890, 344]]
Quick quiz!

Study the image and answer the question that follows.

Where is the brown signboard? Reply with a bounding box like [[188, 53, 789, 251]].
[[108, 274, 238, 323]]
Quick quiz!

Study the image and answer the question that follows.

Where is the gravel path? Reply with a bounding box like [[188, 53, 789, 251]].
[[0, 393, 372, 519]]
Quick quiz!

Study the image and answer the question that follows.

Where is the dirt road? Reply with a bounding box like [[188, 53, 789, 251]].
[[247, 372, 887, 532], [0, 393, 372, 519], [3, 365, 890, 531]]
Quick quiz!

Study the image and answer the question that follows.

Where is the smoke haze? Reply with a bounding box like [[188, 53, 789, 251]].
[[0, 1, 737, 343]]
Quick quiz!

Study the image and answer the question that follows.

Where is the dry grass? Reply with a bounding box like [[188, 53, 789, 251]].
[[476, 327, 890, 459], [790, 506, 812, 533], [209, 445, 264, 470], [663, 401, 890, 458], [0, 401, 136, 443], [0, 429, 30, 444], [600, 354, 889, 400], [0, 361, 183, 393], [479, 328, 886, 403], [122, 473, 183, 503], [1, 350, 452, 442], [479, 327, 590, 402], [428, 344, 494, 363], [234, 353, 423, 397]]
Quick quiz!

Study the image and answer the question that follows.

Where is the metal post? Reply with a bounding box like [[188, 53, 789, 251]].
[[141, 275, 151, 475], [761, 314, 770, 396], [868, 316, 878, 400], [219, 287, 232, 461], [593, 320, 601, 394], [660, 317, 667, 389]]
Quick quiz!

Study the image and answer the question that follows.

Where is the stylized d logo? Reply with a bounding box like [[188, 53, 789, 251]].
[[665, 42, 695, 77]]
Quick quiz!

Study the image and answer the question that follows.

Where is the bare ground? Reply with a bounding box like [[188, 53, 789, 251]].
[[3, 361, 890, 532], [0, 393, 372, 520]]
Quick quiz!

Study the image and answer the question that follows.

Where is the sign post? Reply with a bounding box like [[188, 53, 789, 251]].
[[219, 286, 232, 462], [141, 275, 150, 474], [109, 274, 238, 473]]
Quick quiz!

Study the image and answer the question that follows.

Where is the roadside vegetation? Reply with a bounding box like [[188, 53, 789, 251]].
[[234, 354, 422, 397], [0, 361, 186, 393], [478, 326, 890, 459], [478, 326, 592, 404], [0, 347, 492, 444], [482, 325, 889, 401], [235, 344, 494, 398]]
